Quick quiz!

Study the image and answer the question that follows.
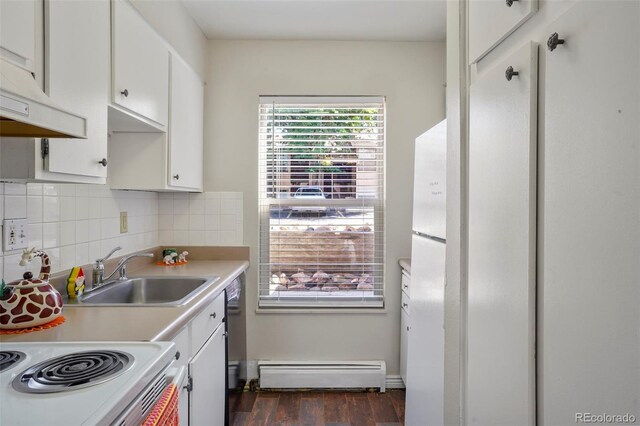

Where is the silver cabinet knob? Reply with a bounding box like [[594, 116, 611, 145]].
[[173, 174, 180, 180], [547, 32, 565, 52], [505, 66, 519, 81], [402, 303, 408, 308], [120, 89, 129, 97], [210, 312, 216, 318], [98, 158, 108, 167], [505, 0, 519, 7]]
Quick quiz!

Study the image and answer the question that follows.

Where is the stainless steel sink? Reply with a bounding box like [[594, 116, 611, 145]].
[[69, 276, 219, 306]]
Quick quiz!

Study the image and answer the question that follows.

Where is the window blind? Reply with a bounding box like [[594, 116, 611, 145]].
[[258, 96, 385, 308]]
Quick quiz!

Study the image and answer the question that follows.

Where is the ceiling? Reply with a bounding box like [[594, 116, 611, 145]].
[[181, 0, 446, 42]]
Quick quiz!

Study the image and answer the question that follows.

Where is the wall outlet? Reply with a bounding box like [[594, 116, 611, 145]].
[[3, 219, 29, 252], [120, 211, 128, 234]]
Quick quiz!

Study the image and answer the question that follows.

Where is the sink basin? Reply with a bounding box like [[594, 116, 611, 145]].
[[71, 276, 219, 306]]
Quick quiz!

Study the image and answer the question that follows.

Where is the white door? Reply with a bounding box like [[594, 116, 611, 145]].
[[405, 235, 445, 426], [0, 0, 36, 71], [467, 41, 537, 425], [168, 53, 204, 190], [112, 0, 169, 127], [541, 2, 640, 423], [468, 0, 537, 63], [45, 0, 109, 179], [189, 324, 226, 426], [412, 119, 446, 239]]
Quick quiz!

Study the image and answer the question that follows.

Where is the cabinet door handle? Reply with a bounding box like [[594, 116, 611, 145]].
[[175, 351, 180, 360], [98, 158, 108, 167], [120, 89, 129, 97], [402, 303, 409, 308], [173, 174, 180, 180], [407, 326, 410, 331], [547, 32, 565, 52], [210, 312, 216, 318], [505, 0, 518, 7], [403, 284, 408, 289], [505, 66, 519, 81]]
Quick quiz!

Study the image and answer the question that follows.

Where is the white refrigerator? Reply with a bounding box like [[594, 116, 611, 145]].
[[405, 119, 446, 426]]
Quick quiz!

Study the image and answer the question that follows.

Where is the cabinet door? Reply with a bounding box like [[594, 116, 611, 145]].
[[112, 0, 169, 127], [469, 0, 537, 63], [467, 41, 537, 425], [45, 0, 109, 179], [168, 54, 204, 190], [189, 324, 226, 426], [0, 0, 36, 71], [400, 307, 409, 385], [541, 2, 640, 423]]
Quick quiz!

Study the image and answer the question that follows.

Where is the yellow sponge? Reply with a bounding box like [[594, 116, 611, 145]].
[[67, 267, 85, 299]]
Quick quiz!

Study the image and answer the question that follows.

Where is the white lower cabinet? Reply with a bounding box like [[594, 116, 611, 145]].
[[189, 324, 226, 426], [400, 306, 409, 384], [170, 292, 227, 426]]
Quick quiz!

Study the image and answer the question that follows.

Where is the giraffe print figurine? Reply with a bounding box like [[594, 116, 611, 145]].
[[0, 248, 63, 329]]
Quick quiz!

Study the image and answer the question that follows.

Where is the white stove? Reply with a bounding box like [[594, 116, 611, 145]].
[[0, 341, 179, 426]]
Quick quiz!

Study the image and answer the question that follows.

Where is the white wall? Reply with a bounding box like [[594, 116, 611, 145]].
[[131, 0, 208, 79], [204, 40, 445, 375]]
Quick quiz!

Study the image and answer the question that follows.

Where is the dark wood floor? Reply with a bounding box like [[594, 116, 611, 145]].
[[229, 389, 405, 426]]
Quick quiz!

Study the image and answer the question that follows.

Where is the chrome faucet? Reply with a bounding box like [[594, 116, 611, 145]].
[[102, 252, 155, 283], [92, 246, 122, 288]]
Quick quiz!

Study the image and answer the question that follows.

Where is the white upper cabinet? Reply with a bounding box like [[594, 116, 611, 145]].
[[467, 41, 538, 426], [0, 0, 36, 71], [168, 54, 204, 191], [468, 0, 538, 64], [45, 0, 109, 180], [111, 0, 169, 128]]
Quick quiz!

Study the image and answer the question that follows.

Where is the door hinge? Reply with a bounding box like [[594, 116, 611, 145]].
[[41, 138, 49, 160], [183, 375, 193, 392]]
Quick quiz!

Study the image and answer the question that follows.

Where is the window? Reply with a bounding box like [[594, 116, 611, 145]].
[[258, 96, 385, 308]]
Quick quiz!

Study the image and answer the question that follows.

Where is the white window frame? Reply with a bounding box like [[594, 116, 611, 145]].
[[258, 95, 386, 309]]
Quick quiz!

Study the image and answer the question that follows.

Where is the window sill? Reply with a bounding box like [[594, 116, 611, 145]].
[[255, 307, 388, 315]]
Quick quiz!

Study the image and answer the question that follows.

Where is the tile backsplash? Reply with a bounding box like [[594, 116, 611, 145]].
[[157, 192, 243, 247], [0, 183, 244, 283]]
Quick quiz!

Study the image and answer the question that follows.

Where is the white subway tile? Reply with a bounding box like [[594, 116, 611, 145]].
[[28, 223, 43, 249], [205, 198, 220, 215], [60, 197, 76, 221], [60, 245, 75, 271], [43, 184, 60, 196], [205, 215, 220, 231], [75, 243, 90, 266], [42, 223, 60, 249], [4, 196, 27, 219], [60, 184, 76, 197], [189, 215, 205, 230], [173, 230, 189, 245], [27, 196, 43, 224], [173, 214, 189, 231], [158, 214, 173, 231], [60, 221, 76, 247], [220, 230, 237, 245], [220, 214, 236, 231], [205, 231, 220, 245], [189, 198, 205, 214], [75, 197, 89, 220], [220, 198, 236, 215], [188, 231, 205, 245], [27, 183, 43, 196], [5, 183, 27, 196], [75, 220, 90, 243], [173, 199, 189, 215], [158, 199, 173, 215], [43, 196, 60, 222]]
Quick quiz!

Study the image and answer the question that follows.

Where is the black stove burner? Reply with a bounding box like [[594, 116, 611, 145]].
[[0, 351, 26, 373], [12, 350, 133, 394]]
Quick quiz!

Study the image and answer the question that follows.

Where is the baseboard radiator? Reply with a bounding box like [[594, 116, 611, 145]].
[[258, 361, 386, 392]]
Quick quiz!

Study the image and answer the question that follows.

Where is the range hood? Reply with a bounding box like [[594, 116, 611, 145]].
[[0, 59, 87, 138]]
